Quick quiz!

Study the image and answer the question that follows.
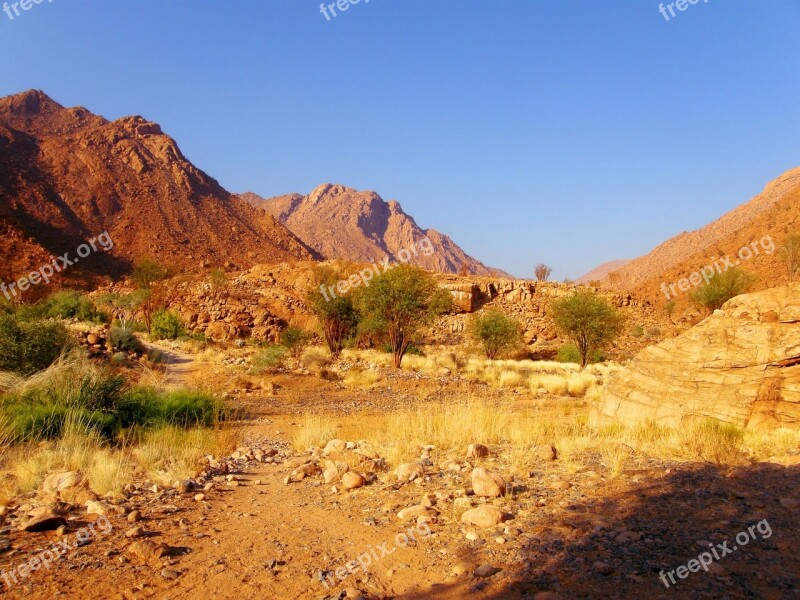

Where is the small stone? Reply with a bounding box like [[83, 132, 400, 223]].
[[341, 472, 366, 490], [127, 510, 142, 523], [394, 463, 425, 482], [194, 494, 206, 502], [125, 526, 145, 539], [461, 506, 505, 528], [161, 569, 181, 580], [466, 444, 490, 460], [471, 467, 506, 498], [593, 561, 613, 575], [474, 564, 500, 578]]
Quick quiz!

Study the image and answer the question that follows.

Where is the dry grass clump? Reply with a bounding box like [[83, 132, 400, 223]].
[[292, 414, 337, 451], [300, 347, 332, 374], [342, 367, 382, 388]]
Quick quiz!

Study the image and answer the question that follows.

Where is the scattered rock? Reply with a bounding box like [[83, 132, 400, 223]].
[[394, 462, 424, 482], [466, 444, 490, 460], [461, 506, 505, 528], [471, 467, 506, 498], [341, 472, 366, 490], [474, 563, 500, 578]]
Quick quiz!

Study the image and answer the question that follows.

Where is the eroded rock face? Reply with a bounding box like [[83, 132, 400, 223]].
[[591, 285, 800, 431]]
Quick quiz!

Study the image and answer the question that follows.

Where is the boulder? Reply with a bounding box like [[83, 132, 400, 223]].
[[471, 467, 506, 498], [591, 285, 800, 430], [461, 505, 505, 528]]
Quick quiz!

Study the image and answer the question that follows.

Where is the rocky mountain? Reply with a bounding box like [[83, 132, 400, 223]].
[[575, 259, 631, 284], [242, 184, 505, 276], [591, 166, 800, 306], [0, 90, 315, 293]]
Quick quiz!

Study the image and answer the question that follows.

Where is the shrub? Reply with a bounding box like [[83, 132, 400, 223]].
[[471, 310, 521, 359], [307, 266, 360, 358], [45, 291, 107, 324], [280, 326, 310, 358], [534, 263, 552, 281], [0, 315, 72, 375], [691, 267, 756, 312], [300, 347, 332, 374], [556, 343, 604, 365], [631, 324, 645, 338], [249, 346, 287, 374], [109, 327, 143, 353], [111, 352, 128, 366], [151, 309, 184, 340], [209, 268, 228, 288]]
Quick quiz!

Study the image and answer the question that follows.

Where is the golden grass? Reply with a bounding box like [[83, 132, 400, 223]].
[[342, 367, 382, 388], [292, 414, 338, 451]]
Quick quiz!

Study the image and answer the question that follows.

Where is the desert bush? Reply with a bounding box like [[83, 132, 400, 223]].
[[151, 309, 184, 340], [44, 291, 107, 324], [280, 326, 311, 357], [0, 315, 72, 375], [551, 291, 624, 368], [116, 387, 220, 429], [471, 309, 521, 359], [109, 326, 143, 353], [631, 324, 645, 338], [209, 268, 228, 288], [555, 344, 603, 364], [691, 267, 756, 312], [249, 346, 287, 374], [534, 263, 552, 281], [307, 266, 360, 357]]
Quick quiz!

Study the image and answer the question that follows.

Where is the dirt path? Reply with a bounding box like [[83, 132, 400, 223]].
[[143, 341, 201, 389]]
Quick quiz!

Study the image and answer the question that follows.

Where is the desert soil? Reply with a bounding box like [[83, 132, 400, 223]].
[[1, 358, 799, 600]]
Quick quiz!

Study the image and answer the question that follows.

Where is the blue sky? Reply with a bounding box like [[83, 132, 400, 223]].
[[1, 0, 799, 279]]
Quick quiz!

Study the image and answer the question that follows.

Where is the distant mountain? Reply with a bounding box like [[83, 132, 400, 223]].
[[242, 184, 506, 276], [593, 166, 800, 306], [575, 259, 631, 284], [0, 90, 314, 292]]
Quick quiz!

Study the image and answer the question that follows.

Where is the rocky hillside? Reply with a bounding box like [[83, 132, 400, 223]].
[[589, 166, 800, 305], [575, 259, 631, 284], [0, 90, 315, 292], [242, 184, 505, 276], [140, 264, 666, 360]]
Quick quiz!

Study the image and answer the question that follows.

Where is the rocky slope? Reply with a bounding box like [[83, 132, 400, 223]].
[[592, 284, 800, 430], [589, 166, 800, 306], [242, 184, 504, 276], [0, 90, 315, 293]]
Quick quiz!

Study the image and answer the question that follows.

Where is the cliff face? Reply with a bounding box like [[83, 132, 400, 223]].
[[0, 90, 314, 293], [244, 184, 505, 276]]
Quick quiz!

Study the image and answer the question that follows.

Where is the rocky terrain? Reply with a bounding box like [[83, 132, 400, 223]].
[[582, 166, 800, 306], [244, 185, 505, 276], [593, 284, 800, 430], [0, 90, 315, 290]]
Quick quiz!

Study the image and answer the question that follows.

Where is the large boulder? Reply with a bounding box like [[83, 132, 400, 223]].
[[591, 285, 800, 431]]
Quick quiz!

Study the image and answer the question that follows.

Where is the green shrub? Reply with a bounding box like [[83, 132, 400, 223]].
[[631, 324, 645, 338], [0, 315, 72, 375], [151, 309, 184, 340], [116, 387, 220, 429], [471, 310, 522, 359], [250, 346, 287, 374], [691, 267, 756, 312], [111, 352, 128, 366], [109, 327, 143, 353], [280, 326, 311, 357], [44, 291, 107, 324]]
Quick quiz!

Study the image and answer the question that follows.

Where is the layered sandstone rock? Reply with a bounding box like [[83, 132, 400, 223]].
[[591, 285, 800, 431]]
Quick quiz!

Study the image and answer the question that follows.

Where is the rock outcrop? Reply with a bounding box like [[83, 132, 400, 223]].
[[591, 285, 800, 431]]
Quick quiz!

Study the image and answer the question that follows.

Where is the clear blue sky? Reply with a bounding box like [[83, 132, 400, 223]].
[[2, 0, 799, 279]]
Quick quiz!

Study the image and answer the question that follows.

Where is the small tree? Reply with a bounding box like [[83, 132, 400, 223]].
[[550, 290, 624, 368], [534, 263, 552, 281], [151, 309, 184, 340], [307, 267, 359, 358], [471, 309, 521, 359], [131, 258, 169, 334], [280, 326, 311, 358], [691, 267, 756, 312], [781, 234, 800, 282], [356, 265, 452, 368]]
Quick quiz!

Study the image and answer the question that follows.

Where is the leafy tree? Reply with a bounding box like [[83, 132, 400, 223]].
[[550, 290, 624, 368], [131, 258, 169, 333], [471, 309, 521, 359], [534, 263, 552, 281], [356, 265, 452, 368], [691, 267, 756, 312], [781, 233, 800, 282], [307, 266, 360, 358]]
